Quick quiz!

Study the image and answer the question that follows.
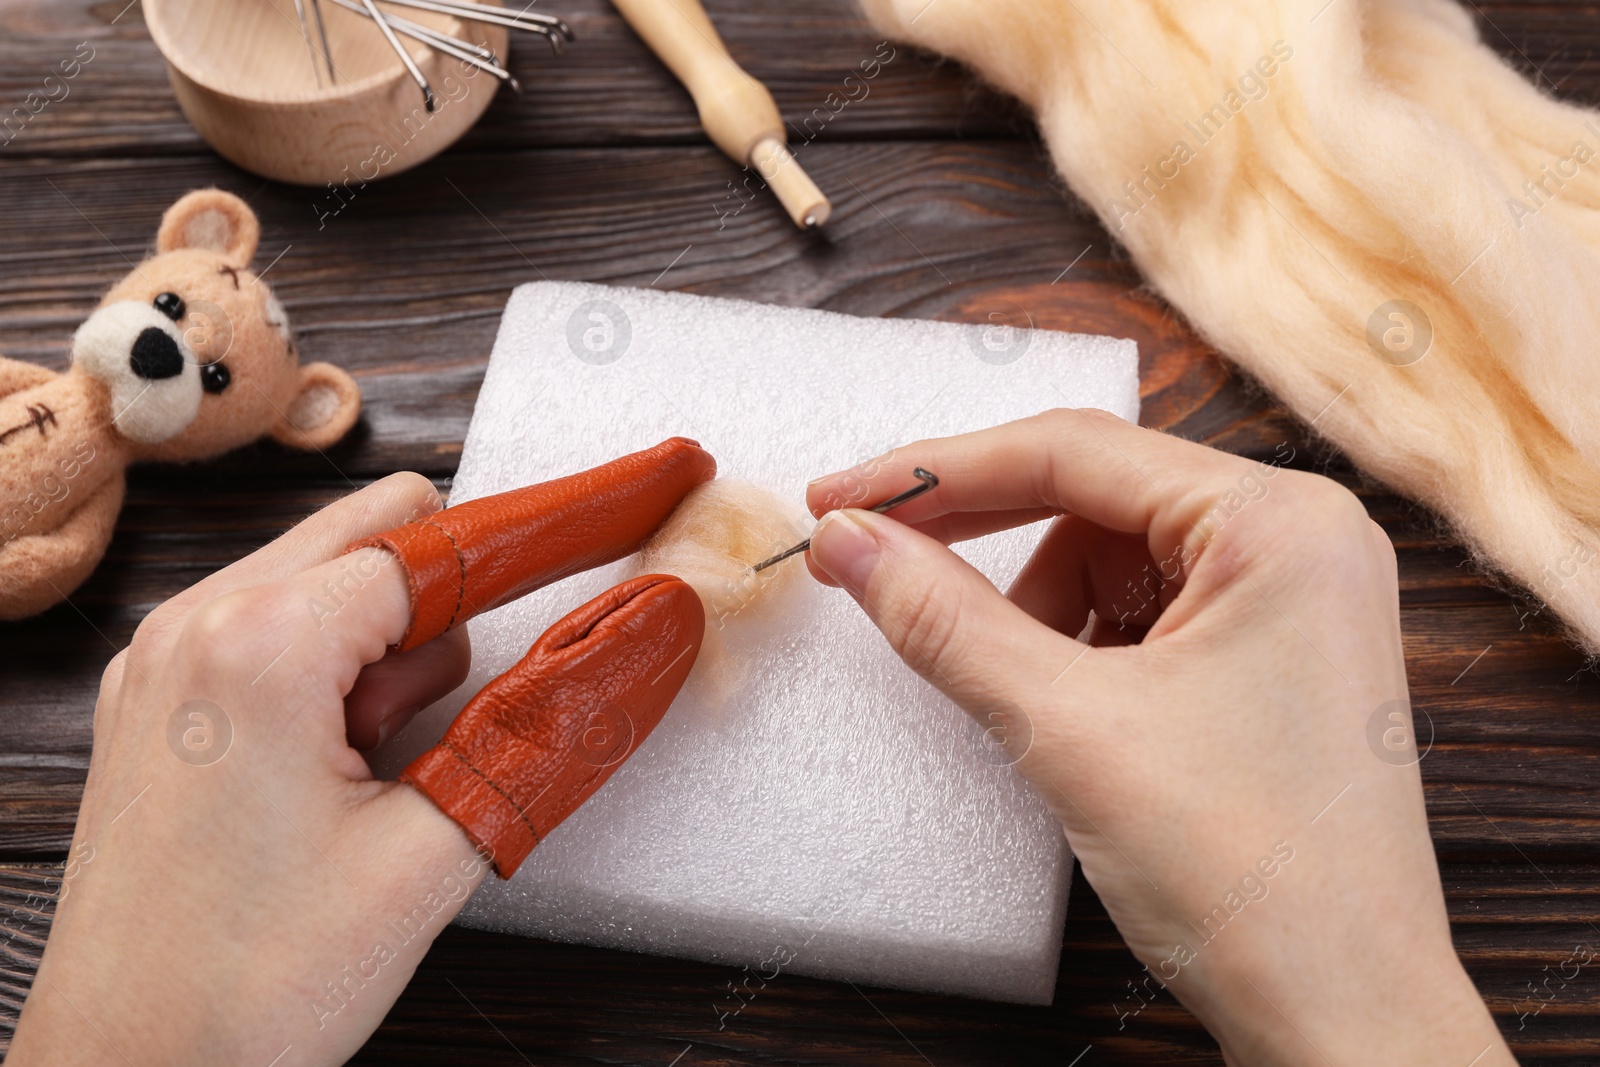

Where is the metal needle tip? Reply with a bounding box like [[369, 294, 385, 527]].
[[328, 0, 517, 87], [361, 0, 435, 112]]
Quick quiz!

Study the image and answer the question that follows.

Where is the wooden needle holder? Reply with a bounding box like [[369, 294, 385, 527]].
[[610, 0, 832, 229]]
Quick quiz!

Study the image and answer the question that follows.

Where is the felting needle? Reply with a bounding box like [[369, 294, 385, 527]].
[[375, 0, 575, 53], [420, 0, 572, 32], [310, 0, 337, 84], [361, 0, 437, 111], [292, 0, 325, 87], [392, 23, 520, 91], [751, 468, 939, 573], [328, 0, 520, 90]]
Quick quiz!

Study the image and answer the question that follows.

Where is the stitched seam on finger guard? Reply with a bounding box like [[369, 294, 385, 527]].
[[419, 519, 469, 631], [440, 738, 540, 846]]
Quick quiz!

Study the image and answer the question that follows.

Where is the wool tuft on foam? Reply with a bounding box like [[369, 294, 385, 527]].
[[633, 479, 811, 698], [636, 478, 809, 627]]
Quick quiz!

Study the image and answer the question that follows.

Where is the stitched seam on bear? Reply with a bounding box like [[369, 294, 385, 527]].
[[419, 519, 468, 630], [439, 739, 539, 845]]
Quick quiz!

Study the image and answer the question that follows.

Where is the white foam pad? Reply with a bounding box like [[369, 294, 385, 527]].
[[372, 282, 1140, 1004]]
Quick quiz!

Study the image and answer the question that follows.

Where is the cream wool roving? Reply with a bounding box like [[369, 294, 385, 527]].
[[632, 478, 810, 696], [859, 0, 1600, 652], [635, 479, 809, 629]]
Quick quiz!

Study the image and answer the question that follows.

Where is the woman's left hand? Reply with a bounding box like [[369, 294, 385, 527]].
[[10, 473, 485, 1067]]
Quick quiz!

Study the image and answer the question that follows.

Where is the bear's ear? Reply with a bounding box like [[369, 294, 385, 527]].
[[157, 189, 260, 266], [269, 362, 362, 451]]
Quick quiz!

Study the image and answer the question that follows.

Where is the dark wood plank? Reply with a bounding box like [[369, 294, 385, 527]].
[[0, 0, 1029, 158], [3, 0, 1600, 1062], [4, 859, 1598, 1064], [1, 142, 1598, 1063], [0, 139, 1220, 858], [0, 141, 1125, 476], [2, 1, 1591, 159], [1, 143, 1594, 864]]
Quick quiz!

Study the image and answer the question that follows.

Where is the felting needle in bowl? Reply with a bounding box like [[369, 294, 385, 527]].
[[361, 0, 436, 110], [377, 0, 576, 53], [327, 0, 519, 89], [291, 0, 325, 87], [144, 0, 539, 184], [310, 0, 336, 83]]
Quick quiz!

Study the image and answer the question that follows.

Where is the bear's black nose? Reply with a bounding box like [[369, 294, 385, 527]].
[[129, 327, 184, 380]]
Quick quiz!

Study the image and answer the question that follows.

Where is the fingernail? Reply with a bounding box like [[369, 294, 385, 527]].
[[810, 510, 881, 594]]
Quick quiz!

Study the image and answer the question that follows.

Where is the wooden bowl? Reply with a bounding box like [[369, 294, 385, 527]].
[[144, 0, 508, 185]]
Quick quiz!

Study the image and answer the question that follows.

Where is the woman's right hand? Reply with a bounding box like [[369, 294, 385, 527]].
[[804, 409, 1512, 1065]]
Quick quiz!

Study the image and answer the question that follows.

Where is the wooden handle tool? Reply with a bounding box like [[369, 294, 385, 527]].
[[610, 0, 831, 229]]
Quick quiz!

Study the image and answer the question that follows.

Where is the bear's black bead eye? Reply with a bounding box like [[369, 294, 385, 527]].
[[153, 292, 185, 321], [200, 361, 231, 395]]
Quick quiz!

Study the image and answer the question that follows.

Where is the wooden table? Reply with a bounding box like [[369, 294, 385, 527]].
[[3, 1, 1598, 1062]]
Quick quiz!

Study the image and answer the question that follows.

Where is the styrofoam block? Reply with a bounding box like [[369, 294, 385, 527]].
[[371, 282, 1140, 1005]]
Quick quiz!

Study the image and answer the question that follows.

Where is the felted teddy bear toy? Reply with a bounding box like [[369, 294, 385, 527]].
[[0, 189, 361, 620]]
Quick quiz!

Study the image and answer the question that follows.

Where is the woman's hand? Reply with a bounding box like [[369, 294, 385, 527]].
[[805, 409, 1513, 1066], [10, 474, 485, 1067]]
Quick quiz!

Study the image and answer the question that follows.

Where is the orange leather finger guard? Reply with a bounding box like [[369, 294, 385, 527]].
[[349, 437, 716, 652], [402, 574, 705, 878]]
